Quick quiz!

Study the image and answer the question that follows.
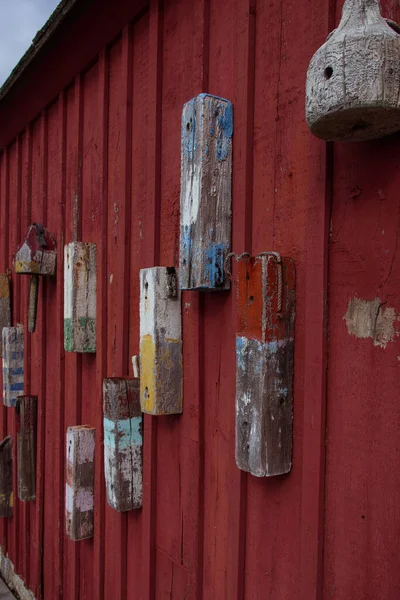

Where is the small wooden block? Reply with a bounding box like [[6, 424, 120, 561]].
[[2, 326, 24, 407], [0, 275, 11, 357], [65, 426, 95, 541], [103, 378, 142, 511], [64, 242, 96, 353], [14, 223, 57, 276], [0, 436, 13, 518], [139, 267, 182, 415], [235, 255, 295, 477], [180, 94, 233, 291], [16, 396, 37, 501]]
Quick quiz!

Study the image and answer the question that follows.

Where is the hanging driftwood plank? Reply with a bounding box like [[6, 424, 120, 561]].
[[65, 425, 95, 541], [139, 267, 182, 415], [180, 94, 233, 291], [0, 436, 13, 517], [16, 395, 37, 501], [0, 275, 11, 357], [2, 326, 24, 407], [234, 253, 295, 477], [103, 378, 142, 511], [64, 242, 96, 353]]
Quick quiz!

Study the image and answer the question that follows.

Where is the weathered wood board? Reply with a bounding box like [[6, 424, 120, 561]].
[[64, 242, 96, 353], [306, 0, 400, 141], [180, 94, 233, 290], [16, 395, 37, 501], [139, 267, 182, 415], [235, 255, 295, 477], [0, 436, 13, 517], [0, 275, 11, 357], [103, 378, 142, 511], [65, 426, 95, 541], [2, 326, 24, 407]]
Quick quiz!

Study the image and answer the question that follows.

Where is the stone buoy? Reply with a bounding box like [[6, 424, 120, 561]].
[[306, 0, 400, 142]]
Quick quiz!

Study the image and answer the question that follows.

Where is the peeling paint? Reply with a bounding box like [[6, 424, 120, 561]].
[[344, 297, 399, 349]]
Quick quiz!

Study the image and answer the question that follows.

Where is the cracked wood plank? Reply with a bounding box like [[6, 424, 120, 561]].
[[139, 267, 182, 415], [0, 275, 11, 357], [65, 426, 95, 541], [64, 242, 96, 353], [235, 255, 295, 477], [103, 378, 142, 511], [0, 437, 13, 518], [16, 396, 37, 501], [180, 94, 233, 290]]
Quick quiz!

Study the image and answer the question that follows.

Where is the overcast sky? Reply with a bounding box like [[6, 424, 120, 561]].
[[0, 0, 60, 85]]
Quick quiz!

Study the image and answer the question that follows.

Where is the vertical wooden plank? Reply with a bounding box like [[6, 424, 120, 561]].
[[0, 276, 11, 356], [65, 426, 95, 541], [103, 378, 142, 512], [0, 437, 12, 518], [139, 267, 182, 415], [16, 395, 37, 501], [104, 26, 132, 600], [180, 94, 233, 291], [64, 242, 97, 354], [2, 326, 24, 407], [142, 2, 163, 597], [235, 255, 295, 477], [127, 14, 149, 596], [63, 78, 83, 600], [42, 95, 65, 600]]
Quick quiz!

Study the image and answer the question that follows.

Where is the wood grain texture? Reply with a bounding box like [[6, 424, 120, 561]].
[[180, 94, 232, 291], [306, 0, 400, 141], [16, 396, 37, 502], [65, 426, 95, 541], [139, 267, 182, 415], [235, 255, 295, 477], [0, 276, 11, 358], [64, 242, 96, 353], [0, 437, 13, 518], [2, 326, 24, 408], [103, 378, 142, 512]]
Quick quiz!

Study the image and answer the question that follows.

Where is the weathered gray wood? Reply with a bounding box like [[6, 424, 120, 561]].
[[139, 267, 182, 415], [2, 326, 24, 407], [306, 0, 400, 141], [0, 275, 11, 357], [235, 255, 296, 477], [65, 426, 95, 541], [64, 242, 96, 353], [103, 378, 142, 511], [16, 396, 37, 501], [180, 94, 233, 290], [0, 437, 13, 518]]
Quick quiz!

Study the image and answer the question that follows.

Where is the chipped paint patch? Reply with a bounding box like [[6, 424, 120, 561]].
[[344, 297, 400, 349]]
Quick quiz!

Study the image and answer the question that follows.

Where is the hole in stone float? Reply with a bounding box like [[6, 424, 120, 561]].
[[324, 66, 333, 80], [243, 421, 248, 427], [352, 121, 369, 132]]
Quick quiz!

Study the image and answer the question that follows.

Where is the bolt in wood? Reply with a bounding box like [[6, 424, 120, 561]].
[[0, 436, 13, 517], [16, 396, 37, 501]]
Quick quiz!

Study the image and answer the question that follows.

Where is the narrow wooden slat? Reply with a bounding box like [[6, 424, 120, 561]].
[[65, 426, 95, 541], [64, 242, 96, 354], [180, 94, 233, 291], [0, 436, 12, 518], [0, 276, 11, 357], [103, 378, 142, 512], [235, 255, 295, 477], [2, 326, 24, 407], [139, 267, 182, 415], [16, 395, 37, 501]]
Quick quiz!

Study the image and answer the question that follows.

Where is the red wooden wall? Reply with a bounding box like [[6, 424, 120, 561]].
[[0, 0, 399, 598]]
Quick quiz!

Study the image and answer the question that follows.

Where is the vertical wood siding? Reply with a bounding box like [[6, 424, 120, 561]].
[[0, 0, 399, 598]]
